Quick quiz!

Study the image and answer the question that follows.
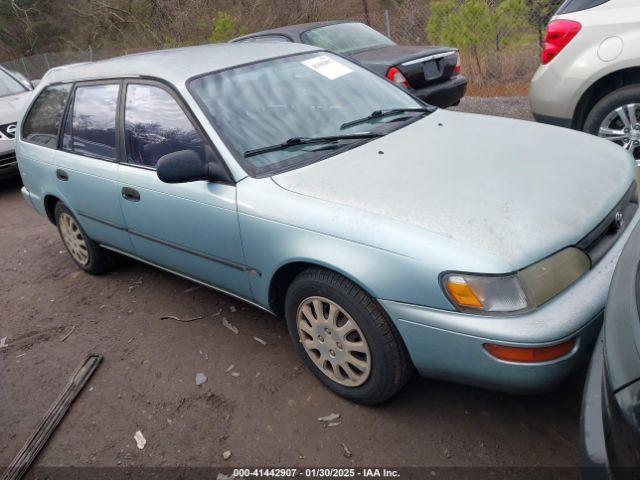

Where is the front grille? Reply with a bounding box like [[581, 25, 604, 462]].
[[577, 181, 638, 265], [0, 152, 16, 166]]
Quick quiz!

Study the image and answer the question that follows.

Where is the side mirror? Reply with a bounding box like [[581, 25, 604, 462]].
[[156, 150, 223, 184]]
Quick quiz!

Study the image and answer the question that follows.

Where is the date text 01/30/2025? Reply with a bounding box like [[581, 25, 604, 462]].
[[231, 468, 401, 478]]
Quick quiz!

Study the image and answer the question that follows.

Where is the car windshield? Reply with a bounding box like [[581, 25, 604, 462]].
[[301, 23, 394, 55], [0, 69, 27, 97], [189, 52, 424, 176]]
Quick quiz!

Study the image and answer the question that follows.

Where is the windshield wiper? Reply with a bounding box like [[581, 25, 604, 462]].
[[340, 107, 434, 130], [244, 133, 383, 158]]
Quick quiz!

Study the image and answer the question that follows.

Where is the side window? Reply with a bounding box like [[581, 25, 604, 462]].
[[124, 84, 206, 168], [63, 84, 119, 161], [22, 84, 72, 148]]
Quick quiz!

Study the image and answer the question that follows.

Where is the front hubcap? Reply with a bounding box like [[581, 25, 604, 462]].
[[59, 213, 89, 266], [598, 104, 640, 160], [296, 296, 371, 387]]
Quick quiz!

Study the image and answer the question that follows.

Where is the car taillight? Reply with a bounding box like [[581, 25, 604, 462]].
[[386, 66, 410, 89], [453, 50, 461, 75], [541, 19, 581, 65]]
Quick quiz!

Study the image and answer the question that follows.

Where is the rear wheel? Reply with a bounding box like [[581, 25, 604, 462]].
[[54, 202, 116, 274], [284, 268, 412, 404], [584, 85, 640, 161]]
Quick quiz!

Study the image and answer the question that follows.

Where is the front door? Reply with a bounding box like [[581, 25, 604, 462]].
[[117, 81, 253, 299]]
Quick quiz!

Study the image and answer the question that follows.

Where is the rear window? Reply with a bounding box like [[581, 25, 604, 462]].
[[301, 23, 394, 55], [22, 84, 72, 148], [556, 0, 610, 14], [235, 35, 291, 43]]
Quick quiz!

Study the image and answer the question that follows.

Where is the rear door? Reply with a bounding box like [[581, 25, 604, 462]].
[[116, 80, 253, 299], [55, 81, 133, 252]]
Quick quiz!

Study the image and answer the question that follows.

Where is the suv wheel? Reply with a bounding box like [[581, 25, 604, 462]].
[[54, 202, 116, 274], [584, 85, 640, 160], [284, 268, 412, 404]]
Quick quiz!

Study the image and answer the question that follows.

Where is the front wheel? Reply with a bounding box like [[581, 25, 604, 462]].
[[284, 268, 412, 404], [583, 85, 640, 161]]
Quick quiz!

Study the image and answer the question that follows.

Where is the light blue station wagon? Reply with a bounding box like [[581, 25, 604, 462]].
[[16, 43, 639, 403]]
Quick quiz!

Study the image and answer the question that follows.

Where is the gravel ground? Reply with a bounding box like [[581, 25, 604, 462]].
[[0, 97, 584, 477], [452, 96, 534, 121]]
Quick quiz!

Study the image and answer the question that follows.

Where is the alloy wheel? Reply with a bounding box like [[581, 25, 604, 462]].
[[598, 104, 640, 160]]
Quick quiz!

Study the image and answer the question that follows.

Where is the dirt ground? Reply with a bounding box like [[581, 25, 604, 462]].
[[1, 97, 583, 476]]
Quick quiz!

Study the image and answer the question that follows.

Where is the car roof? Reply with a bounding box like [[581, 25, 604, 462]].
[[41, 42, 322, 86], [232, 20, 354, 42]]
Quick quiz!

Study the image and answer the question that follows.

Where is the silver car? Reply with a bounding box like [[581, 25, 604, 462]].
[[17, 43, 638, 404], [0, 66, 32, 179], [530, 0, 640, 160]]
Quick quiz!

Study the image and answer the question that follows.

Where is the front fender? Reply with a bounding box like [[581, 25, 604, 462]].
[[237, 177, 511, 311]]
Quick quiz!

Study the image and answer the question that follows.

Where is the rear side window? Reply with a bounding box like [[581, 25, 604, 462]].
[[62, 84, 119, 161], [124, 83, 206, 168], [22, 84, 72, 148], [556, 0, 609, 14]]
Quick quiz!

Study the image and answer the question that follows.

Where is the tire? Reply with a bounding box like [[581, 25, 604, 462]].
[[54, 202, 116, 274], [583, 85, 640, 160], [284, 267, 412, 404]]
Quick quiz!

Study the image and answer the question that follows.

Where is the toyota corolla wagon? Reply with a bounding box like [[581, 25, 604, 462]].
[[16, 43, 639, 404]]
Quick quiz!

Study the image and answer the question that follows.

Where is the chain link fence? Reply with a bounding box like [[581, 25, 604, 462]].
[[352, 0, 563, 96], [1, 47, 152, 82], [1, 0, 563, 97]]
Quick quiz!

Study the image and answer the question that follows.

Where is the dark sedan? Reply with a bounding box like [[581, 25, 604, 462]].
[[232, 21, 467, 108], [581, 215, 640, 479]]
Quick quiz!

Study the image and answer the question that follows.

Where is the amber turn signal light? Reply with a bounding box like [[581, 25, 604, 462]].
[[483, 338, 576, 363], [445, 277, 484, 309]]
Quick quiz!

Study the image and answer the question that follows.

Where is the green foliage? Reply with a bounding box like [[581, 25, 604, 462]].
[[425, 0, 456, 46], [494, 0, 528, 50], [527, 0, 560, 46], [528, 0, 559, 26], [427, 0, 530, 50], [426, 0, 536, 74], [209, 11, 248, 44]]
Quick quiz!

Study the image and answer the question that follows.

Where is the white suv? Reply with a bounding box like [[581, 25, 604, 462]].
[[530, 0, 640, 160]]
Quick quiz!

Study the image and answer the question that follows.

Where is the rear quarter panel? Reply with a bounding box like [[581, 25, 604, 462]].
[[531, 1, 640, 120], [16, 140, 62, 219]]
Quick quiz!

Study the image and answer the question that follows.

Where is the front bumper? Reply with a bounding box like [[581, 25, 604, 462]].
[[379, 204, 640, 393], [580, 214, 640, 479], [531, 111, 573, 129], [0, 151, 18, 179], [412, 74, 467, 108], [580, 329, 611, 480]]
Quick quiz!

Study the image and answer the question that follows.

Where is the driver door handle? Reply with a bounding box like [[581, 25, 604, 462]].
[[122, 187, 140, 202]]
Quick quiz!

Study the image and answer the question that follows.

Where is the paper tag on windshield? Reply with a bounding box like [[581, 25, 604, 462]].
[[302, 55, 353, 80]]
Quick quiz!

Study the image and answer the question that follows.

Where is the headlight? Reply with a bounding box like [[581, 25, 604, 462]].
[[442, 247, 591, 314]]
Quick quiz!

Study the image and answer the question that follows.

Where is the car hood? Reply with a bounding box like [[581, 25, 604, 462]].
[[272, 109, 636, 270], [0, 91, 30, 124]]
